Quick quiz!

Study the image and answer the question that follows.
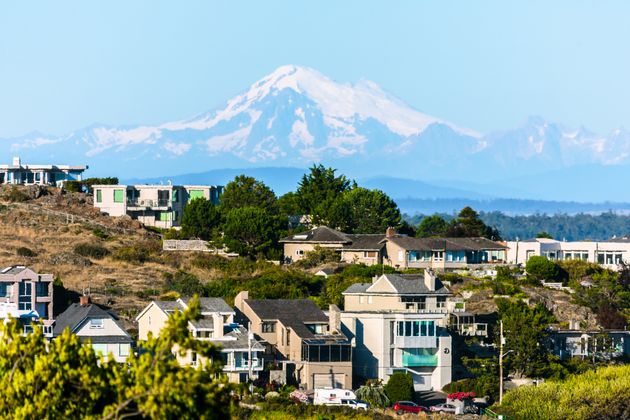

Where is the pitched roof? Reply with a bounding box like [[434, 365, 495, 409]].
[[215, 326, 265, 351], [179, 297, 234, 314], [279, 226, 351, 244], [343, 274, 451, 295], [382, 236, 506, 251], [245, 299, 329, 339], [343, 234, 386, 251], [53, 303, 130, 338]]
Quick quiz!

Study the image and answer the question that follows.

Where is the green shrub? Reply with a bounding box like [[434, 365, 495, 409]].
[[163, 271, 206, 296], [294, 245, 341, 269], [74, 243, 110, 259], [112, 246, 149, 264], [384, 372, 414, 403], [491, 280, 521, 296], [16, 247, 36, 257], [5, 186, 29, 202], [498, 365, 630, 420], [63, 181, 83, 193], [526, 256, 565, 282], [135, 288, 161, 299], [91, 228, 110, 240]]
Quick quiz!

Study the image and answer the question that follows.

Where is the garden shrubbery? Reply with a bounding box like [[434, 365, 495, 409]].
[[16, 247, 36, 257], [74, 242, 110, 259]]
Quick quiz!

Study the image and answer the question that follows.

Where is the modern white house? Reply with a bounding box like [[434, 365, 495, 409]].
[[136, 297, 264, 383], [507, 237, 630, 270], [548, 328, 630, 360], [0, 156, 87, 187], [52, 296, 133, 363], [93, 184, 223, 229], [339, 271, 453, 391]]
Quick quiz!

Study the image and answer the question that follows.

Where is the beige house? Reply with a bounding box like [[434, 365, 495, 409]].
[[53, 296, 133, 363], [136, 297, 264, 383], [0, 266, 53, 320], [381, 234, 507, 270], [279, 226, 384, 266], [340, 271, 454, 391], [234, 291, 353, 390], [93, 184, 222, 229]]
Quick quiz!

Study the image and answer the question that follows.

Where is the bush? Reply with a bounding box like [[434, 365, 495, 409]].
[[74, 243, 110, 260], [5, 186, 29, 202], [63, 181, 83, 193], [294, 246, 341, 269], [112, 246, 149, 264], [384, 372, 414, 403], [526, 256, 565, 282], [91, 228, 110, 240], [163, 271, 206, 296], [16, 247, 36, 257]]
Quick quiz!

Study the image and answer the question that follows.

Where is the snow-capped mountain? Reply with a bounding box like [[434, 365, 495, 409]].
[[1, 65, 629, 183]]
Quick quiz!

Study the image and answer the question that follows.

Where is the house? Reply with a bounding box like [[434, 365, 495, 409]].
[[0, 266, 53, 320], [0, 157, 88, 187], [0, 301, 53, 336], [136, 297, 264, 383], [234, 291, 353, 390], [339, 270, 453, 391], [52, 296, 133, 362], [279, 226, 507, 270], [381, 232, 508, 270], [547, 329, 630, 360], [93, 184, 223, 229], [507, 237, 630, 270]]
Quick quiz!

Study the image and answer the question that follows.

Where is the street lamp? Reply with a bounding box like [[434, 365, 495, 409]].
[[499, 320, 514, 405]]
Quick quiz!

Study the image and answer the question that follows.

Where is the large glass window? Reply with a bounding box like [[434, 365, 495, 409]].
[[301, 344, 352, 362], [262, 322, 276, 333], [0, 283, 10, 297], [189, 190, 205, 200], [18, 282, 32, 310], [396, 320, 436, 337], [36, 282, 49, 297], [96, 189, 102, 203]]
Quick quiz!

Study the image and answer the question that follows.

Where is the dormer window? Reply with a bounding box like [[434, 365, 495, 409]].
[[90, 318, 104, 329], [307, 323, 326, 334]]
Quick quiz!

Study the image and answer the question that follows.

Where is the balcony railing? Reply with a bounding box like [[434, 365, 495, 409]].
[[402, 303, 448, 314], [402, 352, 438, 367], [394, 335, 438, 349], [226, 358, 263, 371], [127, 198, 171, 208]]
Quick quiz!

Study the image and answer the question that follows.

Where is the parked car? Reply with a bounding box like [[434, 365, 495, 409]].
[[392, 401, 428, 415], [430, 403, 457, 413], [341, 399, 369, 410]]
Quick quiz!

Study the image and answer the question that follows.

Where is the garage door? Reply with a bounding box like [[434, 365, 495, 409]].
[[313, 373, 345, 389]]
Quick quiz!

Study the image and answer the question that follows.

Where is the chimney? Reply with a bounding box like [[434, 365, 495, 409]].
[[328, 304, 341, 333], [386, 227, 396, 238], [234, 290, 249, 312], [12, 157, 21, 167], [212, 313, 224, 338], [424, 269, 436, 291], [79, 295, 90, 306]]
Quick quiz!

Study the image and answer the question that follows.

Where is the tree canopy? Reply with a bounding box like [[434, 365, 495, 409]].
[[296, 164, 352, 225], [180, 197, 221, 241], [222, 207, 282, 258], [0, 297, 231, 419], [416, 214, 449, 237], [342, 187, 401, 234], [220, 175, 278, 214]]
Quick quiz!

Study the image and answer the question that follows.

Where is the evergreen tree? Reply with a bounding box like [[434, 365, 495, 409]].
[[416, 214, 449, 237], [180, 198, 221, 240], [343, 187, 401, 233], [219, 175, 278, 214], [222, 207, 282, 258], [447, 206, 502, 239], [296, 165, 352, 225]]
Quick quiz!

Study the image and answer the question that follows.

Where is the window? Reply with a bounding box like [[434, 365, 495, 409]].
[[262, 322, 276, 333], [119, 343, 130, 357], [189, 190, 205, 200], [307, 323, 325, 334], [172, 189, 178, 203], [36, 282, 49, 297], [296, 249, 304, 256], [0, 282, 10, 298], [113, 189, 124, 203], [433, 251, 444, 261], [396, 320, 436, 337], [191, 352, 197, 366], [90, 318, 104, 329], [364, 251, 377, 258], [96, 189, 102, 203], [18, 282, 32, 311], [158, 211, 173, 222]]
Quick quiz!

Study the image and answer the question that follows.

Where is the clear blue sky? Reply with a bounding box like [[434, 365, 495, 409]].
[[0, 1, 629, 138]]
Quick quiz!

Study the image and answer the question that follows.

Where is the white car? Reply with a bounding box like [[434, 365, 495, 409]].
[[341, 399, 369, 410], [430, 403, 457, 413]]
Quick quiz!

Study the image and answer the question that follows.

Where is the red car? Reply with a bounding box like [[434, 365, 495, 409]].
[[392, 401, 428, 415]]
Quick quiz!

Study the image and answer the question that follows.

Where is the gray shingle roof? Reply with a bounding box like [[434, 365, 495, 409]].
[[53, 303, 130, 338], [216, 326, 265, 351], [245, 299, 329, 339], [180, 297, 234, 314], [343, 234, 386, 251], [343, 274, 451, 295], [383, 236, 506, 251], [279, 226, 351, 244]]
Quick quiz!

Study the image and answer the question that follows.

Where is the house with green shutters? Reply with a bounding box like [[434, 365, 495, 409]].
[[93, 184, 222, 229]]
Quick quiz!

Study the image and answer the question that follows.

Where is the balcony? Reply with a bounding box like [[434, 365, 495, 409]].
[[402, 302, 448, 314], [402, 352, 438, 367], [225, 358, 263, 371], [127, 198, 171, 210], [394, 335, 438, 349]]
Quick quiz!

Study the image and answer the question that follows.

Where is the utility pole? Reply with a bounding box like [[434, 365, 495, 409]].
[[248, 322, 253, 393], [499, 319, 504, 405]]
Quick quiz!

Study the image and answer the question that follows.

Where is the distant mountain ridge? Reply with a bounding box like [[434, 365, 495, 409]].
[[3, 64, 630, 202]]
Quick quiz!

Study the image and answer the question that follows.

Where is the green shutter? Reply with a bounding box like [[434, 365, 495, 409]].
[[172, 189, 178, 203], [96, 189, 102, 203], [159, 212, 172, 222], [113, 189, 124, 203], [189, 190, 204, 200]]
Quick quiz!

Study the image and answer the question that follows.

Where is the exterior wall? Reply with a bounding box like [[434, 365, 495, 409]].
[[507, 239, 630, 270], [340, 250, 382, 266], [75, 317, 128, 337], [340, 311, 451, 391], [343, 294, 445, 314], [93, 185, 128, 217], [89, 342, 131, 363], [283, 243, 342, 262], [136, 303, 170, 340], [0, 268, 53, 319]]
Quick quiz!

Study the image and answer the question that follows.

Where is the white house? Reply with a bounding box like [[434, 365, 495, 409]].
[[507, 237, 630, 270], [339, 271, 453, 391], [0, 156, 87, 187]]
